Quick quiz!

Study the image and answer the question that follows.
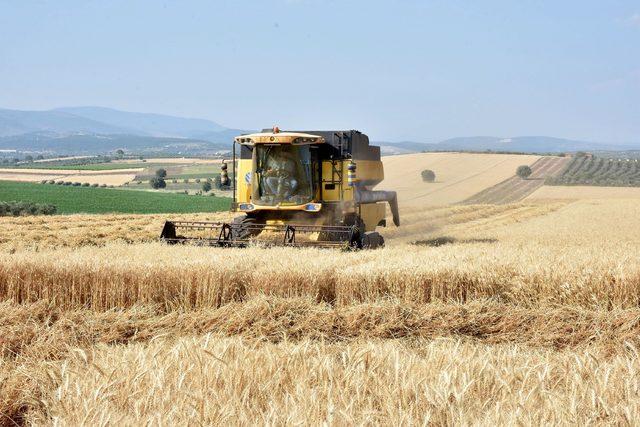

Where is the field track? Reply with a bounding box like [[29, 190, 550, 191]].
[[463, 156, 569, 204]]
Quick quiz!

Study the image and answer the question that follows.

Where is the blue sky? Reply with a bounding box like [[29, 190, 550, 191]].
[[1, 0, 638, 143]]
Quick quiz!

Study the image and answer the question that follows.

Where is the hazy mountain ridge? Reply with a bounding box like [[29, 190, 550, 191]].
[[376, 136, 637, 155], [0, 107, 250, 154], [0, 132, 229, 155], [434, 136, 630, 152], [1, 107, 636, 155], [190, 128, 254, 143], [55, 106, 227, 138], [0, 108, 131, 137]]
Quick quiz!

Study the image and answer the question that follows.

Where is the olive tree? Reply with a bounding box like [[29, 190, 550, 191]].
[[516, 165, 533, 179], [421, 169, 436, 182]]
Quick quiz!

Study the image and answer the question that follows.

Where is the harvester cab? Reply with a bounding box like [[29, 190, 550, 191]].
[[160, 128, 400, 249]]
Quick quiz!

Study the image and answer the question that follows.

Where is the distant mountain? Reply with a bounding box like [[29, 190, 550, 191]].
[[434, 136, 631, 153], [192, 128, 253, 144], [376, 136, 636, 155], [55, 106, 227, 138], [2, 105, 636, 155], [0, 108, 129, 137], [0, 106, 251, 155]]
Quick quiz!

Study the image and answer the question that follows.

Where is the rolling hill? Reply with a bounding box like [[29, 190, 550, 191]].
[[376, 136, 637, 155], [427, 136, 631, 153], [0, 108, 128, 137], [0, 132, 229, 155], [2, 106, 637, 155], [0, 107, 251, 155], [54, 106, 227, 138], [379, 152, 540, 208]]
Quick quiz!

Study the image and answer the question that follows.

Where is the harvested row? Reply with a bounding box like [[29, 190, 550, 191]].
[[527, 185, 640, 201], [3, 297, 640, 358], [463, 156, 569, 204], [2, 243, 640, 311], [385, 202, 564, 243]]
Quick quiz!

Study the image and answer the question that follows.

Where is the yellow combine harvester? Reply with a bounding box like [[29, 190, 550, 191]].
[[160, 128, 399, 248]]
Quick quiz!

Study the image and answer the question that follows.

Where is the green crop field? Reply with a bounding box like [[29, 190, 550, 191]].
[[125, 181, 227, 192], [0, 181, 231, 214]]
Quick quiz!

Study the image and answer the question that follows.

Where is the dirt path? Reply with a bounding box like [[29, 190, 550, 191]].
[[462, 156, 570, 204]]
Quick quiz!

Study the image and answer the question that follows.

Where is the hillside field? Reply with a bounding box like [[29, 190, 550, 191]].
[[527, 185, 640, 200], [381, 152, 539, 207], [0, 181, 230, 214], [463, 156, 569, 204]]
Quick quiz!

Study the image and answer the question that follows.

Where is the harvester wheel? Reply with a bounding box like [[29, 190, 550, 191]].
[[343, 214, 367, 249], [232, 215, 261, 240], [363, 232, 384, 249]]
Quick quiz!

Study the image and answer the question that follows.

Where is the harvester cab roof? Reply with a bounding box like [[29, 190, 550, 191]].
[[235, 130, 324, 146]]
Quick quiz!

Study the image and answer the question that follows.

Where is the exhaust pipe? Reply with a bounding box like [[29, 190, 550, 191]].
[[355, 189, 400, 226]]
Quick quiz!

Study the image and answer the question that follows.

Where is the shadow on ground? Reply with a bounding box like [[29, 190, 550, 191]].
[[412, 236, 498, 247]]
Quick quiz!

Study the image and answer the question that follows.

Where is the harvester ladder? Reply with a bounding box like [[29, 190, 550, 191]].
[[320, 159, 344, 201], [332, 132, 349, 157]]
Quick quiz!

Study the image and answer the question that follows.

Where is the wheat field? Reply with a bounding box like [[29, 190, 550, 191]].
[[527, 184, 640, 200], [2, 198, 640, 424], [380, 152, 540, 206], [0, 167, 143, 186]]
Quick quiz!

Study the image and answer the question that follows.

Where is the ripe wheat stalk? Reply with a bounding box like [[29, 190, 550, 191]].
[[2, 200, 640, 424]]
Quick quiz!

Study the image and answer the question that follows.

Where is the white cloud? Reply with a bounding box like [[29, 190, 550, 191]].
[[628, 13, 640, 26], [591, 69, 640, 91]]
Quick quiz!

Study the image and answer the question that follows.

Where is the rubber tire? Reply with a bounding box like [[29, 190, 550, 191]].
[[363, 232, 384, 249], [232, 215, 261, 240], [342, 213, 366, 249]]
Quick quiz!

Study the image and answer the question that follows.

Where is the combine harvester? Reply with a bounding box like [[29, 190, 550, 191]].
[[160, 128, 400, 249]]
